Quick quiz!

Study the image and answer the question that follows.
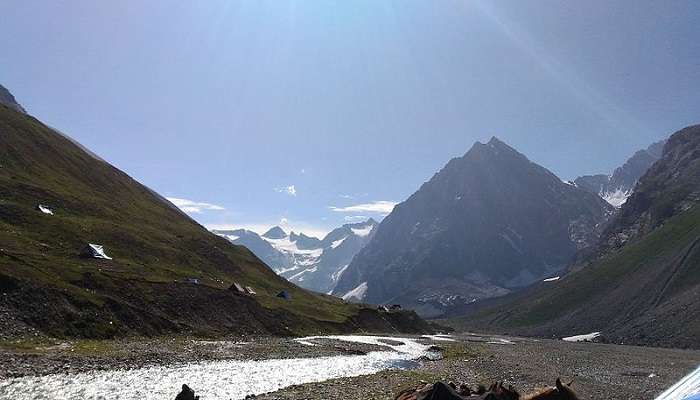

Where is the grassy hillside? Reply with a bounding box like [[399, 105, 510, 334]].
[[0, 104, 430, 338], [452, 205, 700, 348]]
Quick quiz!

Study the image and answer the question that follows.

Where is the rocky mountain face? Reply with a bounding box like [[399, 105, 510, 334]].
[[457, 125, 700, 349], [574, 140, 665, 207], [0, 84, 26, 114], [0, 85, 428, 338], [333, 137, 613, 317], [214, 219, 378, 294], [601, 126, 700, 250]]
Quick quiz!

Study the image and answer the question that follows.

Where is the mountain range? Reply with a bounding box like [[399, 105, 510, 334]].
[[213, 219, 377, 294], [5, 79, 695, 348], [455, 125, 700, 348], [0, 85, 429, 339], [333, 137, 614, 317], [574, 140, 665, 207]]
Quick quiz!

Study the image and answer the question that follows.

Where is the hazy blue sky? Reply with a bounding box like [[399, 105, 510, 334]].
[[2, 1, 698, 237]]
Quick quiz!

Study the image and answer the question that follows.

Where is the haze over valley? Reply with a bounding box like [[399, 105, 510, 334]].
[[2, 2, 700, 399]]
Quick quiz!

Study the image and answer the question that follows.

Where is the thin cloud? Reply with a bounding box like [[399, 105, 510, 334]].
[[329, 200, 397, 215], [344, 215, 369, 222], [275, 185, 297, 196], [167, 197, 225, 214]]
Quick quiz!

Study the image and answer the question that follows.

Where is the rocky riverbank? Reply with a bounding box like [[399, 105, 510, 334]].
[[0, 335, 386, 379], [2, 333, 699, 399], [254, 333, 700, 400]]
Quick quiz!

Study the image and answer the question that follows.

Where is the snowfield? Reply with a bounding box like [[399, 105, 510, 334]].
[[351, 225, 373, 237], [602, 188, 632, 207], [562, 332, 601, 342], [342, 282, 368, 302]]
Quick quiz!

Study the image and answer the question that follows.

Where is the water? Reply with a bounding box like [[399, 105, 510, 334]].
[[0, 335, 437, 400]]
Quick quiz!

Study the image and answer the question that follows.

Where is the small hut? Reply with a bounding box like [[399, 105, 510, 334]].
[[245, 286, 257, 295]]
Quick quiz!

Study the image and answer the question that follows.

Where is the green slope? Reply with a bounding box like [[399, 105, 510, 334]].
[[0, 103, 429, 338]]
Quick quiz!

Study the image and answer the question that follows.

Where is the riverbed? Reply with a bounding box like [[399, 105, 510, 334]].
[[0, 335, 438, 399]]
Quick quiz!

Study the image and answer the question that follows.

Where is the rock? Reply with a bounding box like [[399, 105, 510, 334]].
[[174, 384, 199, 400], [333, 345, 367, 355]]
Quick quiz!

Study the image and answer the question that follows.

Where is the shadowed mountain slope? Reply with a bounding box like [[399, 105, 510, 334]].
[[334, 137, 613, 317], [453, 125, 700, 349]]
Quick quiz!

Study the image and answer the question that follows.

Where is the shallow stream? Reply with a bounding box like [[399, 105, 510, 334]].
[[0, 335, 439, 400]]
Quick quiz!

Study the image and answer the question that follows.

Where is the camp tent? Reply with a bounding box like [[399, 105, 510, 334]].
[[36, 204, 54, 215], [276, 290, 290, 300], [229, 282, 246, 294], [82, 244, 112, 260]]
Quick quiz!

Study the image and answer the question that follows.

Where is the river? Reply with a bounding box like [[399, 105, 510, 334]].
[[0, 335, 441, 400]]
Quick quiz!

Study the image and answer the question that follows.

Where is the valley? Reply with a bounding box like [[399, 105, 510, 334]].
[[1, 2, 699, 396], [0, 90, 429, 341], [1, 333, 698, 400]]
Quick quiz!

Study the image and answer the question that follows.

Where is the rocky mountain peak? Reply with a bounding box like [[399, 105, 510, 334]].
[[574, 138, 667, 207], [262, 226, 287, 239], [0, 84, 27, 114], [290, 232, 323, 250], [486, 136, 510, 148], [343, 218, 378, 230], [334, 137, 612, 316]]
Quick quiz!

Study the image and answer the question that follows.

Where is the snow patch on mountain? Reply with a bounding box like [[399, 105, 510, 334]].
[[350, 226, 373, 237], [288, 266, 318, 282], [331, 264, 349, 283], [214, 219, 377, 294], [342, 282, 368, 302], [602, 188, 632, 208], [331, 237, 347, 249]]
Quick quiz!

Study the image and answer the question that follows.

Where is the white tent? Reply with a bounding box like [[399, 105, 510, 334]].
[[83, 244, 112, 260], [37, 204, 54, 215], [230, 282, 246, 294]]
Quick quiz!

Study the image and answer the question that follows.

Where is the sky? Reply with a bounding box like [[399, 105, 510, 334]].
[[2, 1, 699, 238]]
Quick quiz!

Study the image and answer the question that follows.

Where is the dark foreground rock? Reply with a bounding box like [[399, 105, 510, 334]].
[[174, 384, 199, 400]]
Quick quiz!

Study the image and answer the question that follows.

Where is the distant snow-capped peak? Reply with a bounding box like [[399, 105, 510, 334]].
[[213, 218, 378, 294]]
